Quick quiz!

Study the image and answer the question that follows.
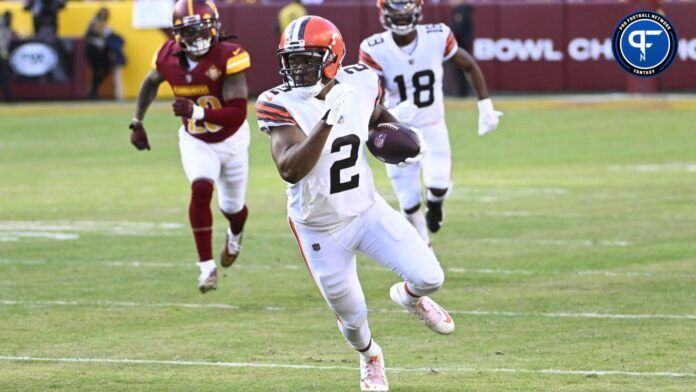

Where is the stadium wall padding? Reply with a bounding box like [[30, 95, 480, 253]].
[[1, 1, 694, 99]]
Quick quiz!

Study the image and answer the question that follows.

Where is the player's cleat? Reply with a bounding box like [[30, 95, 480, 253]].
[[220, 228, 243, 268], [390, 282, 454, 335], [425, 200, 443, 233], [360, 353, 389, 391], [197, 263, 218, 293]]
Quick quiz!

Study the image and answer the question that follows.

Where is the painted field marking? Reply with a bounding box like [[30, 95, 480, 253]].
[[65, 261, 662, 277], [0, 221, 184, 242], [0, 355, 693, 378], [609, 163, 696, 173], [2, 299, 694, 320], [469, 238, 631, 247], [445, 309, 696, 320], [379, 187, 569, 204], [5, 259, 694, 279]]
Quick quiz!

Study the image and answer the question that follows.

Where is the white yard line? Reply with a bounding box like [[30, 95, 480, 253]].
[[0, 299, 241, 310], [2, 299, 693, 320], [87, 262, 689, 278], [101, 262, 532, 276], [0, 355, 692, 378], [469, 238, 631, 247], [0, 300, 285, 312], [0, 221, 184, 242], [445, 310, 696, 320], [6, 259, 693, 278], [0, 259, 46, 265], [609, 163, 696, 173]]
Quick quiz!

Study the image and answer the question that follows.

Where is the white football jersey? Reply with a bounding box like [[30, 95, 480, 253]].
[[256, 64, 382, 231], [359, 23, 458, 128]]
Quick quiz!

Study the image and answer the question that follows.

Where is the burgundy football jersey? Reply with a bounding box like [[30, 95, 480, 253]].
[[154, 40, 251, 143]]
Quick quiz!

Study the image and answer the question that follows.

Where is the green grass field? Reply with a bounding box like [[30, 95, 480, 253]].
[[0, 96, 695, 391]]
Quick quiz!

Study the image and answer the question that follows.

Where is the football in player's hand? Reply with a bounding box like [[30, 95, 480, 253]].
[[367, 122, 421, 165]]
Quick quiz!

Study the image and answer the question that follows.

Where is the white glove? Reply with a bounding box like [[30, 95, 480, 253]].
[[477, 98, 503, 136], [389, 100, 418, 124], [324, 83, 356, 126], [397, 126, 426, 168]]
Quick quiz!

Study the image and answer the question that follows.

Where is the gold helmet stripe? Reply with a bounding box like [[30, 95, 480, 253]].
[[188, 0, 194, 16]]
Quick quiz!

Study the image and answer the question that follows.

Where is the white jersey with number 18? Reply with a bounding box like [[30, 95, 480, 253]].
[[256, 64, 383, 231], [359, 23, 458, 128]]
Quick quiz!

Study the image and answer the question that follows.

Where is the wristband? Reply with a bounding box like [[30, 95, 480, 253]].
[[192, 105, 205, 121], [477, 98, 494, 112]]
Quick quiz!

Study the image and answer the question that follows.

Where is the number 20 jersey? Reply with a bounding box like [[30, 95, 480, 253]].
[[359, 24, 458, 128], [256, 65, 382, 231], [154, 40, 251, 143]]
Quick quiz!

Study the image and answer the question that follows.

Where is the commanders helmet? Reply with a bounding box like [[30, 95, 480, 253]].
[[278, 16, 346, 98], [172, 0, 221, 56], [377, 0, 424, 36]]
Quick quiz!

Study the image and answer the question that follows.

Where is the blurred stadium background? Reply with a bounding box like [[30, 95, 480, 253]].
[[0, 0, 694, 100], [1, 0, 695, 391]]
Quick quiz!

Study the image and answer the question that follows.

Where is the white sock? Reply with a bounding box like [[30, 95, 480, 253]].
[[198, 259, 216, 274], [400, 282, 421, 306], [404, 209, 430, 245], [359, 340, 382, 359]]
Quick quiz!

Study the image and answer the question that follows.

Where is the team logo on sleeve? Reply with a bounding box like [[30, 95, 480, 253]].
[[612, 11, 678, 77]]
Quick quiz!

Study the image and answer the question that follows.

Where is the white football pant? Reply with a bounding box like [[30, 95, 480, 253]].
[[289, 196, 445, 351], [386, 122, 452, 210], [178, 122, 251, 214]]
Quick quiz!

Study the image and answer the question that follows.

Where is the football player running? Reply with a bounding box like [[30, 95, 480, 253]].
[[129, 0, 251, 293], [360, 0, 502, 245], [256, 16, 454, 392]]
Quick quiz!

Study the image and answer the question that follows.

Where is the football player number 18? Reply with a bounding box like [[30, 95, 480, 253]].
[[187, 96, 224, 134], [394, 70, 435, 108]]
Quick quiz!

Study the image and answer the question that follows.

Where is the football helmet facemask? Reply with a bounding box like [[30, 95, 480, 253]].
[[377, 0, 423, 36], [172, 0, 221, 57], [278, 16, 346, 99]]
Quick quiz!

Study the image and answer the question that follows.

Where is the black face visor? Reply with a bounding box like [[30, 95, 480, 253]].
[[278, 49, 328, 88]]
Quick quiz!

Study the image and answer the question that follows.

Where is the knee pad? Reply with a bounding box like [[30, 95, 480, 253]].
[[338, 307, 368, 331], [320, 272, 350, 303], [219, 199, 244, 215], [411, 264, 445, 295]]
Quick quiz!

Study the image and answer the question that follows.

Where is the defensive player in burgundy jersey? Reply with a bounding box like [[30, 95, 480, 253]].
[[129, 0, 251, 293], [360, 0, 503, 246], [256, 16, 454, 391]]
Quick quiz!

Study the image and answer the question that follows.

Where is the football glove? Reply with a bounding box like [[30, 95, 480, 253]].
[[129, 121, 151, 151], [323, 83, 356, 126], [390, 100, 418, 124], [172, 97, 205, 120], [397, 126, 426, 168], [477, 98, 503, 136]]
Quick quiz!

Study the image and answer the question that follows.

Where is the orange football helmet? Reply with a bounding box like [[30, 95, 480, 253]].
[[377, 0, 424, 35], [278, 16, 346, 97], [172, 0, 221, 56]]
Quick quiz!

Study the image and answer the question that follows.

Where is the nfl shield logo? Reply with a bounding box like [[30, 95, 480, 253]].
[[185, 74, 192, 84], [375, 132, 387, 149]]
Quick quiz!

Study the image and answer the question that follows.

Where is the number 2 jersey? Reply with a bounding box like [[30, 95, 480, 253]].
[[256, 65, 382, 231], [153, 39, 251, 143], [359, 24, 458, 128]]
